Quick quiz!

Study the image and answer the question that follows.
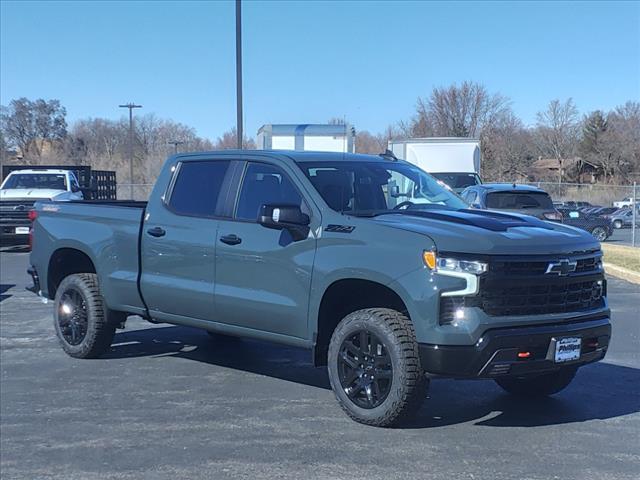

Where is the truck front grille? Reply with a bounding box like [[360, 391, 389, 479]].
[[478, 278, 605, 316], [0, 200, 35, 223], [438, 251, 606, 321]]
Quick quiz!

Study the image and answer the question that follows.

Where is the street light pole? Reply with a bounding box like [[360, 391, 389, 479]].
[[235, 0, 243, 149], [119, 103, 142, 199], [168, 140, 185, 155]]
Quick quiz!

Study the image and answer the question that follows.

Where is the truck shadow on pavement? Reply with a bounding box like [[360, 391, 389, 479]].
[[105, 325, 640, 429], [0, 283, 16, 302]]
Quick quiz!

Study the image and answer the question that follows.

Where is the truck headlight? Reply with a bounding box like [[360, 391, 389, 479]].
[[423, 251, 487, 297], [436, 257, 488, 275], [423, 251, 487, 274]]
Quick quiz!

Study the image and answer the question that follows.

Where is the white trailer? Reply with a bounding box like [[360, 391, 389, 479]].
[[388, 138, 482, 193], [257, 124, 355, 153]]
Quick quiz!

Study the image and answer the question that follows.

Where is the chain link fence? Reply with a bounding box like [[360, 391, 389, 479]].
[[519, 182, 638, 248], [116, 184, 154, 202]]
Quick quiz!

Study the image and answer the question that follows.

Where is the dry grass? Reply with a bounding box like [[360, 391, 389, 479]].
[[601, 243, 640, 272]]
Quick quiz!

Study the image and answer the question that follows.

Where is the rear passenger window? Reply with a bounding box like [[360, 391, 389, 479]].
[[236, 163, 303, 221], [168, 161, 230, 217]]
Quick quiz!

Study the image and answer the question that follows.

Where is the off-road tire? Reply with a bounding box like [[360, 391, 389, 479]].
[[327, 308, 428, 427], [494, 367, 577, 397], [613, 220, 623, 229], [53, 273, 116, 359]]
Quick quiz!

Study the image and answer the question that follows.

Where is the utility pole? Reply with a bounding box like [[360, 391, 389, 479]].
[[235, 0, 243, 149], [168, 140, 185, 155], [119, 103, 142, 199]]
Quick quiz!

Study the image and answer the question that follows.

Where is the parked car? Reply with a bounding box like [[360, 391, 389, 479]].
[[588, 207, 618, 217], [608, 208, 640, 229], [461, 184, 612, 241], [562, 201, 593, 209], [28, 151, 610, 427], [555, 208, 613, 241], [461, 183, 563, 220], [0, 169, 83, 242], [613, 197, 638, 209]]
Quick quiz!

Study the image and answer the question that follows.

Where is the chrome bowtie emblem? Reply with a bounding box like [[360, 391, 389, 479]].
[[546, 259, 577, 276]]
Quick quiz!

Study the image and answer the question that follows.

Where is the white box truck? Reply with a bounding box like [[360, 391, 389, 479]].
[[257, 124, 355, 153], [388, 138, 481, 193]]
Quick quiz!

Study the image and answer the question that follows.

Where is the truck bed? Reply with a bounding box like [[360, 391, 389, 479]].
[[30, 200, 147, 315]]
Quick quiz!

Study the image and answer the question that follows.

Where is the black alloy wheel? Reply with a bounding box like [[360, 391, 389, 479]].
[[57, 287, 89, 346], [337, 329, 393, 409]]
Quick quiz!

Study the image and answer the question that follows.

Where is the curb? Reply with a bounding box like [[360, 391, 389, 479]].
[[604, 262, 640, 285]]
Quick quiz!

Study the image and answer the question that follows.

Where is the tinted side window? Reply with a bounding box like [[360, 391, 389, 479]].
[[236, 163, 303, 221], [169, 161, 230, 217]]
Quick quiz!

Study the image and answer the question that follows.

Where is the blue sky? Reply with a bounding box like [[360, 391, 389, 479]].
[[1, 1, 638, 140]]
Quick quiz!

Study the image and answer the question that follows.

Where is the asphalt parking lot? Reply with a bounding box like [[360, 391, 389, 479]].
[[607, 227, 638, 247], [1, 246, 639, 480]]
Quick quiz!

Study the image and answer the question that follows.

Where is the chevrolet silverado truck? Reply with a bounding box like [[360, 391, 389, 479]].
[[28, 151, 611, 427]]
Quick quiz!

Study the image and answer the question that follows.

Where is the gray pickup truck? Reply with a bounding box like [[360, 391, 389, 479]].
[[28, 151, 611, 427]]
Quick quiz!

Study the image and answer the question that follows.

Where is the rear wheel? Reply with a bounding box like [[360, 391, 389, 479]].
[[591, 226, 608, 241], [495, 367, 577, 397], [53, 273, 116, 359], [327, 308, 427, 427]]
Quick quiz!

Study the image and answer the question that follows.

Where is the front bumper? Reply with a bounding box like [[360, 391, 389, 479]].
[[419, 315, 611, 378]]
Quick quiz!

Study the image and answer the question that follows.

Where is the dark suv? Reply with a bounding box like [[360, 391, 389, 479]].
[[461, 184, 612, 241]]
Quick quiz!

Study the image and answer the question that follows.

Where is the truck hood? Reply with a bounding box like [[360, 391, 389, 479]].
[[0, 188, 67, 201], [372, 209, 599, 255]]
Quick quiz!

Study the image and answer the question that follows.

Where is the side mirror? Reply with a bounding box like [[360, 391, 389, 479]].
[[258, 204, 310, 241], [71, 184, 81, 193]]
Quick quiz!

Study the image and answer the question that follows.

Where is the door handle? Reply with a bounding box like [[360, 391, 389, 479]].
[[147, 227, 166, 238], [219, 234, 242, 245]]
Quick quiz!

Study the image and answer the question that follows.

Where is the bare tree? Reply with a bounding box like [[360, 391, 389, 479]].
[[214, 128, 256, 150], [534, 98, 579, 182], [481, 112, 535, 181], [355, 130, 385, 154], [409, 81, 510, 138]]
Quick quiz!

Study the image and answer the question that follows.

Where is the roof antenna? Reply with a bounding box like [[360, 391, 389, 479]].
[[379, 149, 398, 161]]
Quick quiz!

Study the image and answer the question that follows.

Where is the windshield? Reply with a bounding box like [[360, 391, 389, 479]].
[[1, 173, 67, 190], [300, 161, 468, 215], [486, 191, 553, 210], [430, 172, 480, 190]]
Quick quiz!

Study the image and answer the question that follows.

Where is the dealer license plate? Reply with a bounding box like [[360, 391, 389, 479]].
[[15, 227, 29, 234], [554, 337, 581, 363]]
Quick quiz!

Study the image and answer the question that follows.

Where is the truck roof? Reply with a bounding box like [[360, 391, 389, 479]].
[[479, 183, 546, 193], [5, 169, 71, 175], [174, 150, 394, 164]]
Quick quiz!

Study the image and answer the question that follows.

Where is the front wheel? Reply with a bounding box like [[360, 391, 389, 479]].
[[495, 367, 577, 397], [327, 308, 428, 427], [53, 273, 116, 359], [591, 226, 608, 241]]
